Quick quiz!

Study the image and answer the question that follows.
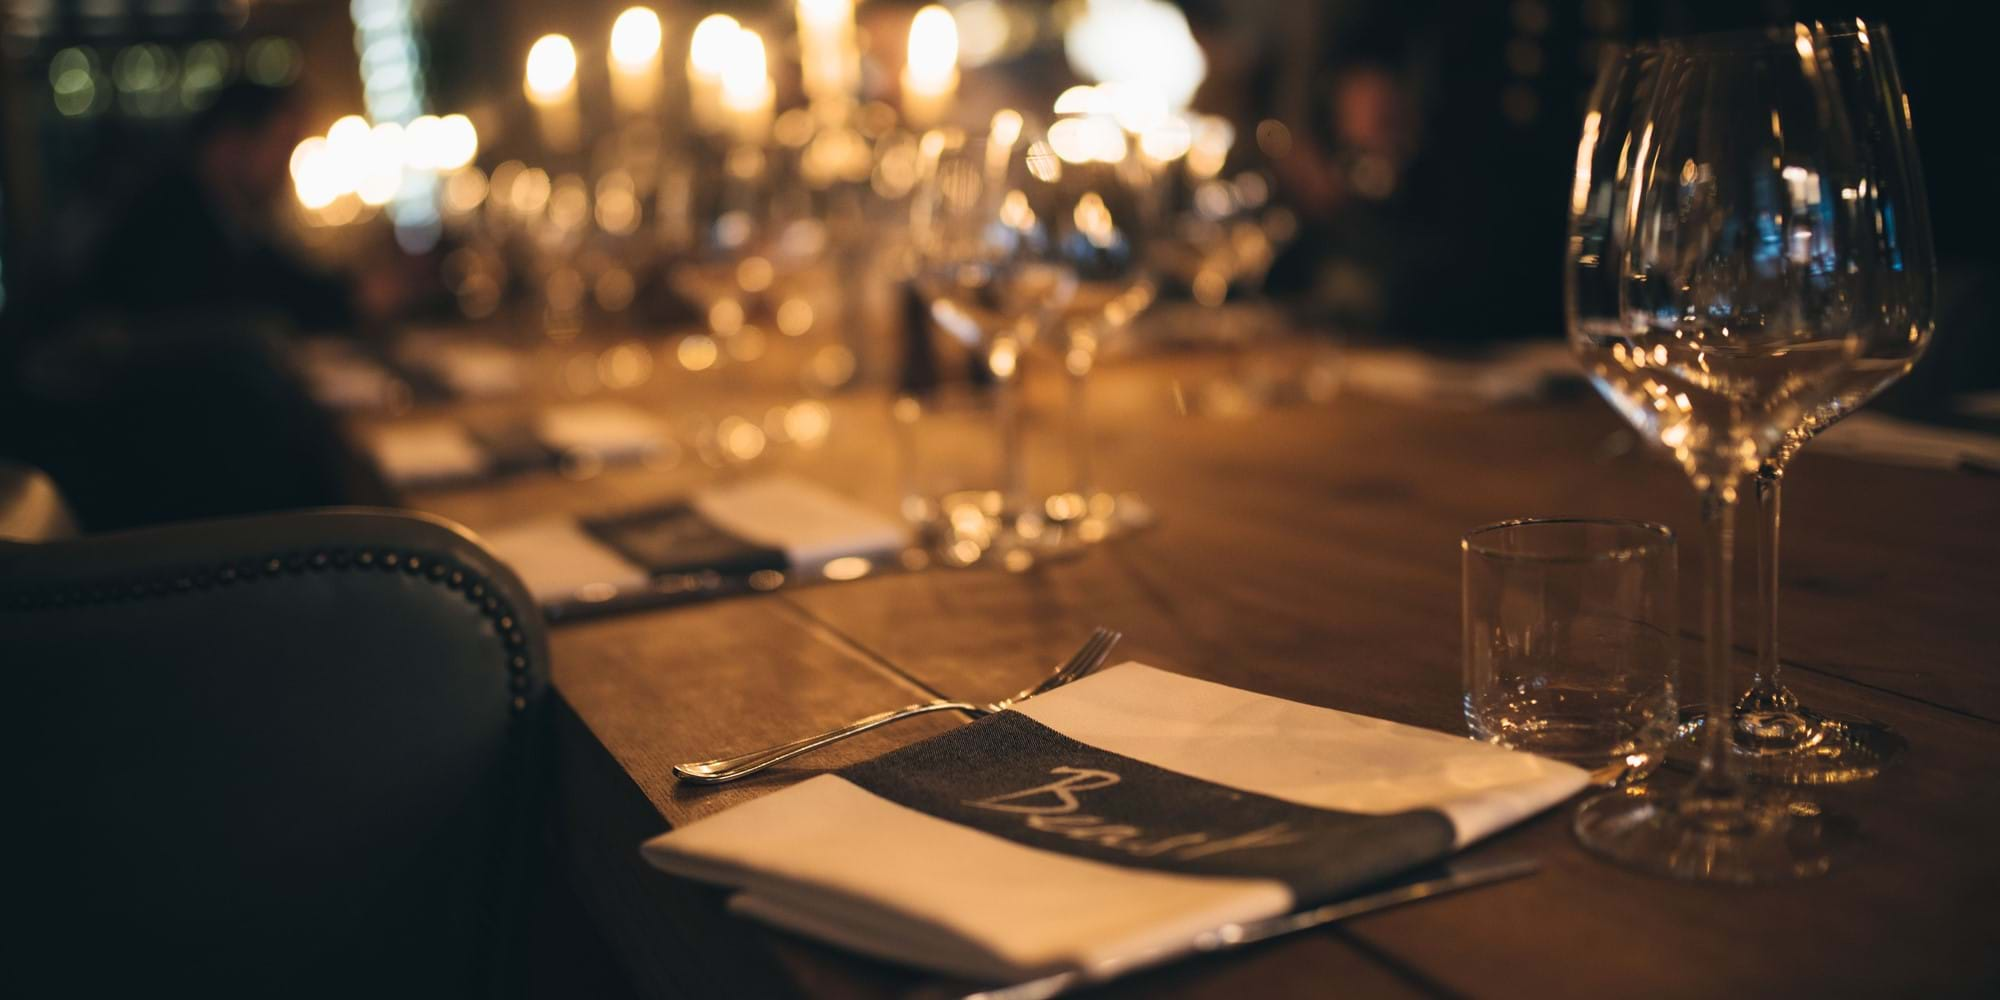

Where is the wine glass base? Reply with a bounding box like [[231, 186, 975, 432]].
[[1038, 491, 1156, 547], [1573, 784, 1837, 884], [1674, 707, 1903, 785], [923, 491, 1094, 572]]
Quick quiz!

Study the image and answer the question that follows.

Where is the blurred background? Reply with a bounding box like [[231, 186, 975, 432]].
[[0, 0, 1992, 531]]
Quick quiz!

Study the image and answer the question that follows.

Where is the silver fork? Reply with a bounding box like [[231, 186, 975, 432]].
[[672, 628, 1121, 784]]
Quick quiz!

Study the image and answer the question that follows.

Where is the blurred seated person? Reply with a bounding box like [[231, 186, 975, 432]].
[[58, 80, 408, 327], [0, 82, 400, 530]]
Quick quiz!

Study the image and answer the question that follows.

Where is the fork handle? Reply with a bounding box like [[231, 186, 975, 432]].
[[672, 700, 979, 784]]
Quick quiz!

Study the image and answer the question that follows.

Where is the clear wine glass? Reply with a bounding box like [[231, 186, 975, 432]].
[[1565, 23, 1897, 882], [1149, 115, 1305, 415], [1717, 19, 1935, 785], [907, 121, 1078, 567], [1034, 110, 1161, 543], [661, 144, 825, 373]]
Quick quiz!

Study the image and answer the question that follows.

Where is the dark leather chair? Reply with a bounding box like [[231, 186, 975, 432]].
[[3, 498, 551, 997]]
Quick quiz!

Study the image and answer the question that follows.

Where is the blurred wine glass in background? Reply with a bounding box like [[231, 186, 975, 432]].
[[904, 117, 1077, 569], [1033, 100, 1160, 542], [1147, 113, 1315, 415]]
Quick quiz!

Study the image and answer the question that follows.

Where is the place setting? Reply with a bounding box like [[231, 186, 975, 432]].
[[652, 627, 1584, 993], [4, 3, 1993, 997]]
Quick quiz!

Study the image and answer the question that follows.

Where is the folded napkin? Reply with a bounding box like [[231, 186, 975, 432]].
[[1343, 343, 1579, 408], [364, 421, 490, 489], [533, 401, 670, 463], [1812, 413, 2000, 473], [361, 402, 674, 489], [297, 339, 407, 411], [642, 663, 1587, 983], [485, 475, 909, 610], [393, 336, 524, 399]]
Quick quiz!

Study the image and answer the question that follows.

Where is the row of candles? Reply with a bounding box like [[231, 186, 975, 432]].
[[522, 2, 962, 152]]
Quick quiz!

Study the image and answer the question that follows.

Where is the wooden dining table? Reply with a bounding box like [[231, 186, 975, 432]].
[[378, 343, 2000, 997]]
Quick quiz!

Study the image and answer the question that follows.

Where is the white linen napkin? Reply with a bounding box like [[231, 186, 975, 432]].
[[394, 337, 523, 398], [483, 475, 909, 607], [534, 401, 670, 463], [297, 339, 406, 411], [363, 421, 489, 488], [1812, 413, 2000, 473], [1343, 342, 1576, 408], [641, 663, 1587, 982]]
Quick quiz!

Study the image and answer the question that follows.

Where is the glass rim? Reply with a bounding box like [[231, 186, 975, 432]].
[[1461, 516, 1675, 563], [1606, 19, 1879, 57]]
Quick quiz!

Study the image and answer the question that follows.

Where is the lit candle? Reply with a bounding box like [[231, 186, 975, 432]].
[[796, 0, 860, 114], [687, 14, 741, 135], [608, 7, 664, 116], [902, 6, 959, 128], [719, 27, 774, 145], [524, 33, 580, 151]]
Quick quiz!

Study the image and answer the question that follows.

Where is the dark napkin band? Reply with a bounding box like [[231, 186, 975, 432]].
[[841, 712, 1456, 903], [467, 421, 558, 476], [583, 502, 788, 578]]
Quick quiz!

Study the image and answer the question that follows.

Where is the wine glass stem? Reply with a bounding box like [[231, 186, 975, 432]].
[[992, 337, 1024, 519], [1067, 351, 1094, 502], [1751, 471, 1788, 698], [1694, 489, 1743, 796]]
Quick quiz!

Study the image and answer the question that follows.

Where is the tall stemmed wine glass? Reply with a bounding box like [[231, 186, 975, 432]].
[[907, 119, 1077, 567], [1566, 24, 1895, 882], [1719, 20, 1935, 785], [1035, 112, 1160, 542]]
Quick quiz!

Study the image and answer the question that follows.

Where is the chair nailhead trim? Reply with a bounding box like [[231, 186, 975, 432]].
[[2, 547, 542, 713]]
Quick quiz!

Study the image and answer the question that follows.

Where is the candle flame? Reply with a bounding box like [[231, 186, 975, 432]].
[[610, 8, 663, 70], [720, 28, 771, 111], [525, 34, 577, 101], [907, 5, 959, 89], [690, 14, 743, 77]]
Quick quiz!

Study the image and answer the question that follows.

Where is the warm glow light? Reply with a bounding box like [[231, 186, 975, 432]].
[[356, 121, 407, 206], [1139, 116, 1193, 161], [610, 8, 663, 70], [798, 0, 853, 28], [1570, 109, 1600, 217], [327, 114, 371, 158], [822, 556, 872, 581], [1064, 0, 1206, 110], [404, 115, 445, 169], [1074, 190, 1117, 248], [689, 15, 742, 77], [906, 6, 960, 90], [720, 28, 770, 111], [989, 108, 1023, 148], [525, 34, 577, 102], [1185, 114, 1234, 178], [436, 114, 478, 170], [289, 136, 342, 209], [1054, 84, 1109, 116], [1048, 115, 1127, 164], [953, 0, 1011, 66], [1101, 81, 1169, 132]]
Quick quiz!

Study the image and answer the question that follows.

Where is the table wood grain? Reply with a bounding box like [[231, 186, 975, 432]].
[[396, 349, 2000, 997]]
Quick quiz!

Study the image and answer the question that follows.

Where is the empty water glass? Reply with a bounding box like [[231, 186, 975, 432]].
[[1462, 518, 1677, 785]]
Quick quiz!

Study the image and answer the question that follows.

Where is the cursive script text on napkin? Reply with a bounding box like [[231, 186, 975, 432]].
[[966, 766, 1307, 862]]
